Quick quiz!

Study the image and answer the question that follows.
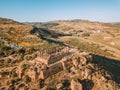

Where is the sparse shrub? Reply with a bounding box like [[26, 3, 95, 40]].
[[32, 53, 37, 59], [0, 51, 4, 57], [0, 71, 9, 77], [24, 75, 31, 83], [6, 80, 10, 85], [10, 70, 17, 78], [17, 48, 26, 55], [26, 47, 35, 54], [82, 32, 90, 37], [62, 79, 70, 87], [8, 50, 15, 55], [38, 79, 45, 88], [17, 54, 24, 61], [4, 58, 11, 66], [10, 77, 21, 86], [9, 85, 15, 90], [8, 27, 15, 34], [21, 63, 28, 71], [24, 55, 32, 60], [1, 46, 12, 56], [18, 83, 25, 88], [2, 46, 11, 51]]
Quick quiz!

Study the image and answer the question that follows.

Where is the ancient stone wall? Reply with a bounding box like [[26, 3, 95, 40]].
[[39, 62, 63, 79], [48, 51, 69, 65], [36, 47, 69, 65], [34, 56, 49, 65]]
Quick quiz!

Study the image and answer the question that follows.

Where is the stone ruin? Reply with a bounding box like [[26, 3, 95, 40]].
[[17, 46, 74, 80], [1, 45, 119, 90], [17, 46, 92, 81], [36, 46, 72, 79], [36, 46, 70, 65]]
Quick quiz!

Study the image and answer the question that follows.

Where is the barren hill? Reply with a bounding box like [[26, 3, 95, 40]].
[[0, 18, 47, 47], [0, 18, 120, 90], [45, 20, 120, 34], [0, 17, 20, 24], [33, 20, 120, 59]]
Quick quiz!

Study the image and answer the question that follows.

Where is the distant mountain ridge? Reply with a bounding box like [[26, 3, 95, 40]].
[[0, 17, 21, 24]]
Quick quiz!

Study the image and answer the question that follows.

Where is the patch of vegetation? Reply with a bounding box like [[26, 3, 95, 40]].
[[0, 46, 15, 57], [66, 38, 114, 57], [21, 63, 28, 71]]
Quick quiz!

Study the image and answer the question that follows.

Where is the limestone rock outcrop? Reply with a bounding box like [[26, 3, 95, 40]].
[[71, 79, 82, 90]]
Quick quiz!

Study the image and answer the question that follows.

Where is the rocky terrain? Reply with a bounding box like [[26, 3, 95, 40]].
[[34, 20, 120, 58], [0, 17, 120, 90]]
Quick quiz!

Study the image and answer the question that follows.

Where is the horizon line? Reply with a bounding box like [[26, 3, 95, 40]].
[[0, 16, 120, 23]]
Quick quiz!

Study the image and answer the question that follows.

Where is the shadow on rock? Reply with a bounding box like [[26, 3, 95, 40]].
[[80, 79, 94, 90]]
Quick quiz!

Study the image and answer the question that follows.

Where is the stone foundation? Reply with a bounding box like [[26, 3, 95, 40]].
[[39, 62, 63, 79]]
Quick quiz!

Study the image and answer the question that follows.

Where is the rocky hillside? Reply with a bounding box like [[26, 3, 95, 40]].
[[0, 18, 120, 90], [0, 47, 120, 90], [34, 20, 120, 34], [0, 18, 47, 47], [0, 17, 20, 24], [33, 19, 120, 59]]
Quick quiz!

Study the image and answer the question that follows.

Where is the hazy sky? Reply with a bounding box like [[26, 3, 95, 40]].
[[0, 0, 120, 22]]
